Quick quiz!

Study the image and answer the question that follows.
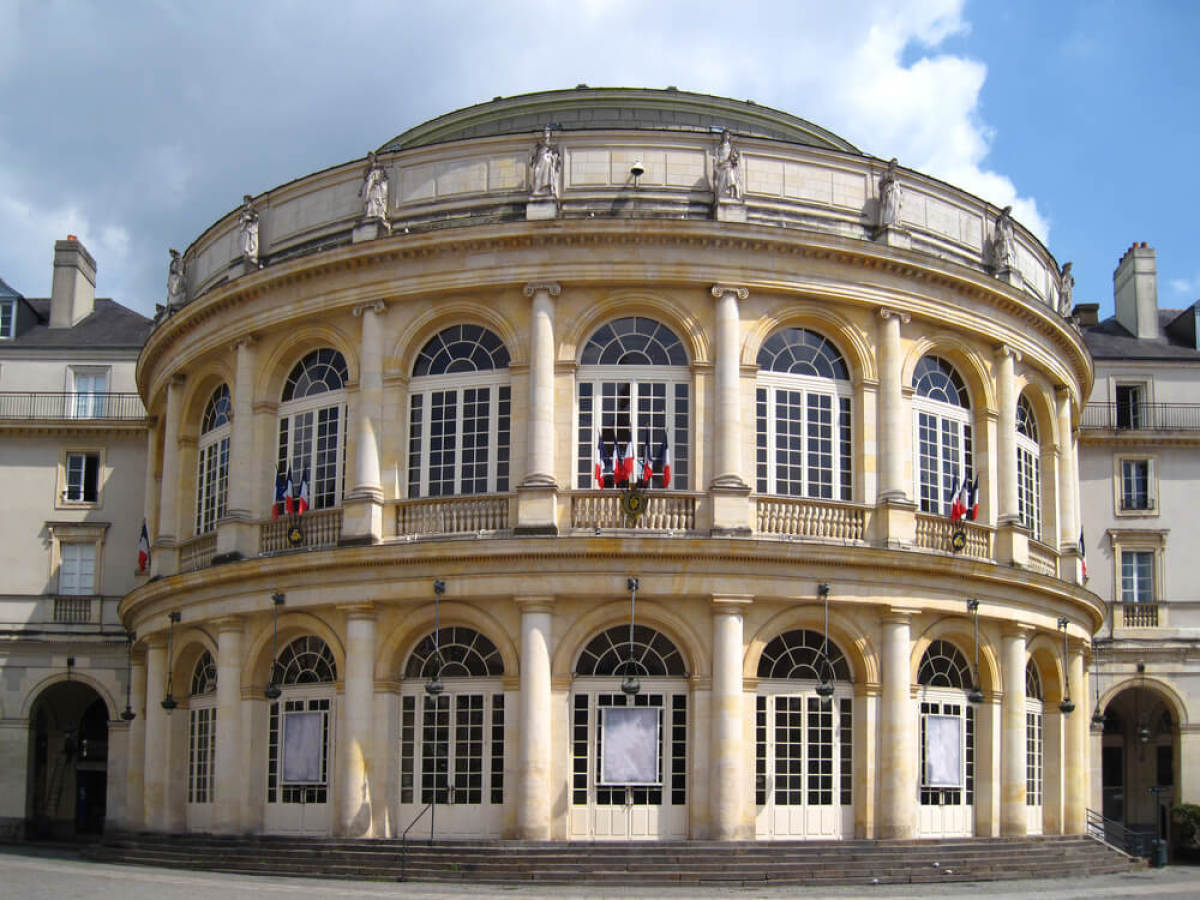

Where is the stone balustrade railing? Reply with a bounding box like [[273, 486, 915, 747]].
[[260, 509, 342, 554], [755, 497, 866, 542], [1027, 540, 1059, 578], [570, 491, 697, 531], [914, 514, 992, 560], [178, 533, 218, 573], [1119, 603, 1161, 629], [396, 495, 511, 537]]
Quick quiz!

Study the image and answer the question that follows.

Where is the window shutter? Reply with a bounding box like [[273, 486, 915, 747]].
[[1146, 458, 1156, 509]]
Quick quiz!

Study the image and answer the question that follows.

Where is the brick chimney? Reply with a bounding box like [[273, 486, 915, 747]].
[[49, 235, 96, 328], [1113, 242, 1158, 340]]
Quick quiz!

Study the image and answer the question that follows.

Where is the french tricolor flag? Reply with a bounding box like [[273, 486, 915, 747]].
[[272, 469, 288, 520], [296, 470, 310, 515], [137, 520, 151, 573], [594, 436, 614, 486]]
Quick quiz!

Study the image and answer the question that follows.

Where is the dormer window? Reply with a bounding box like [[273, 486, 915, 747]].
[[0, 299, 13, 338]]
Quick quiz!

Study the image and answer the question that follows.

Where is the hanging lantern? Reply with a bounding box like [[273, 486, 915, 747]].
[[815, 583, 834, 700], [161, 611, 181, 710], [264, 592, 285, 700], [621, 577, 641, 696], [1058, 617, 1075, 715], [120, 631, 137, 721], [966, 599, 984, 705], [426, 580, 446, 696]]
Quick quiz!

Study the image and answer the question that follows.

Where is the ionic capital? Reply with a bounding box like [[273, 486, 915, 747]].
[[353, 300, 387, 318], [710, 284, 749, 301], [995, 343, 1023, 363], [878, 308, 911, 324], [229, 333, 258, 354], [523, 282, 562, 298]]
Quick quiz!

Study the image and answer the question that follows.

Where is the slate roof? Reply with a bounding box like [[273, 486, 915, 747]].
[[1082, 307, 1200, 362], [1, 297, 153, 351]]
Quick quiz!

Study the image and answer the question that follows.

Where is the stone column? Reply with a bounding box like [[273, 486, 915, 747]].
[[710, 595, 751, 839], [124, 653, 147, 830], [517, 283, 561, 535], [344, 302, 387, 543], [142, 637, 169, 830], [212, 617, 244, 833], [515, 596, 554, 839], [878, 610, 915, 838], [217, 338, 258, 560], [153, 374, 185, 576], [1000, 627, 1028, 835], [339, 604, 377, 836], [873, 310, 916, 546], [1063, 645, 1086, 833], [1055, 388, 1077, 546], [141, 428, 159, 560], [994, 346, 1028, 565], [710, 285, 751, 535]]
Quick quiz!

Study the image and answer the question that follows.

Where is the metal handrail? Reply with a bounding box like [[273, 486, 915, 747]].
[[399, 801, 435, 882], [0, 391, 147, 420], [1082, 401, 1200, 431], [1086, 807, 1148, 858]]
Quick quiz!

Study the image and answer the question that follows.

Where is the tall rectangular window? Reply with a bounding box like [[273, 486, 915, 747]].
[[0, 299, 13, 338], [64, 452, 100, 503], [577, 380, 688, 490], [72, 371, 108, 418], [59, 543, 96, 595], [1121, 550, 1155, 604], [1120, 459, 1153, 510], [1115, 384, 1144, 429], [408, 383, 510, 497]]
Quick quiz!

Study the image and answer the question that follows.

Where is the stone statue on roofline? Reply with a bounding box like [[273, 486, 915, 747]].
[[992, 206, 1015, 272], [239, 194, 260, 265], [1058, 261, 1075, 316], [166, 247, 186, 308], [359, 151, 391, 233], [878, 158, 902, 228], [712, 129, 742, 201], [529, 126, 562, 199]]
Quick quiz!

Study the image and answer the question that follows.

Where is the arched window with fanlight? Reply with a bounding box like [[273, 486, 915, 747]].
[[194, 385, 230, 534], [917, 639, 976, 836], [1025, 659, 1045, 833], [755, 328, 853, 500], [277, 349, 348, 511], [265, 635, 337, 833], [398, 626, 506, 837], [187, 650, 217, 816], [569, 624, 689, 838], [1016, 394, 1042, 541], [407, 325, 511, 498], [576, 317, 689, 490], [754, 629, 854, 838], [913, 356, 973, 515]]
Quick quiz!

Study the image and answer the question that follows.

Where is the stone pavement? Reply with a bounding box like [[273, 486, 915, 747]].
[[1, 845, 1196, 900]]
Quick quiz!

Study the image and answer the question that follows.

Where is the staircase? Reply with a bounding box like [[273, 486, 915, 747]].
[[84, 833, 1140, 886]]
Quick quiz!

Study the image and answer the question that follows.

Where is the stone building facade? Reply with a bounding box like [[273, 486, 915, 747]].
[[118, 88, 1099, 841]]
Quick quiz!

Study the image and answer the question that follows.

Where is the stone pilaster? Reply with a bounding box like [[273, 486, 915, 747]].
[[153, 374, 185, 576], [216, 337, 258, 561], [994, 345, 1029, 566]]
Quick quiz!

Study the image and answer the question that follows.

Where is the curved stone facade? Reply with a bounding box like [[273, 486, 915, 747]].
[[122, 88, 1098, 841]]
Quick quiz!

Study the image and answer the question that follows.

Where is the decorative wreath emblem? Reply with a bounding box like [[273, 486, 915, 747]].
[[950, 528, 967, 553], [287, 524, 305, 547], [620, 487, 647, 523]]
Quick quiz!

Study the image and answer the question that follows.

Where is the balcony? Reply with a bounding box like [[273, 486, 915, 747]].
[[915, 514, 993, 561], [1118, 602, 1162, 629], [1082, 402, 1200, 431], [260, 508, 342, 554], [756, 497, 866, 542], [396, 494, 511, 537], [0, 391, 146, 421], [570, 491, 697, 531]]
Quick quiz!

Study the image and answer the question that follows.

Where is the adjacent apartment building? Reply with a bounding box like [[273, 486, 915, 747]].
[[0, 239, 151, 838], [1077, 243, 1200, 844]]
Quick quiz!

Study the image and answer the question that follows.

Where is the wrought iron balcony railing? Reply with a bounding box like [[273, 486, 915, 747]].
[[0, 391, 146, 420], [1082, 401, 1200, 431]]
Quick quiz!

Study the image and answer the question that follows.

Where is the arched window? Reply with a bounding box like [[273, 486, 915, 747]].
[[277, 349, 348, 511], [1016, 395, 1042, 541], [188, 650, 217, 807], [194, 385, 230, 534], [407, 325, 511, 497], [266, 636, 337, 810], [756, 629, 852, 681], [576, 317, 690, 490], [917, 639, 973, 688], [755, 328, 852, 500], [575, 624, 687, 676], [404, 626, 504, 678], [277, 635, 337, 684], [913, 356, 972, 515], [917, 638, 976, 816], [1025, 659, 1044, 701], [1025, 660, 1044, 817]]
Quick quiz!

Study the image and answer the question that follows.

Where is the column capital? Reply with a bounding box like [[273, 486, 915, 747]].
[[710, 594, 753, 614], [710, 284, 749, 301], [523, 281, 561, 297], [881, 605, 920, 624], [1001, 623, 1034, 640], [514, 595, 556, 613], [169, 372, 187, 387], [212, 615, 245, 634], [228, 333, 258, 353], [879, 307, 911, 324], [353, 299, 387, 317], [995, 343, 1023, 363], [337, 602, 378, 620]]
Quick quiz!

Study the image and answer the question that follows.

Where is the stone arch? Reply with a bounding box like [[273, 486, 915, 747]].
[[254, 322, 358, 403], [1099, 676, 1189, 729], [744, 303, 877, 384], [242, 610, 347, 691], [912, 617, 1000, 695], [745, 607, 878, 684], [552, 599, 706, 681], [176, 367, 236, 443], [1014, 373, 1059, 448], [560, 290, 708, 367], [903, 333, 996, 413], [169, 627, 217, 699], [376, 600, 519, 683], [20, 671, 119, 721], [388, 300, 523, 377], [1026, 634, 1067, 704]]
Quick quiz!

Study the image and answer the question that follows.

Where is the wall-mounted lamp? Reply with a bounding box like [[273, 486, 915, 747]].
[[621, 577, 641, 696], [161, 611, 181, 710], [815, 583, 834, 701], [966, 599, 984, 705], [121, 631, 137, 721], [425, 580, 446, 696], [630, 159, 645, 186], [1057, 617, 1075, 714], [1090, 637, 1105, 727], [265, 592, 285, 700]]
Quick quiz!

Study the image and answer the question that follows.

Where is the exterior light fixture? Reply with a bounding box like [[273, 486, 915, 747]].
[[1058, 617, 1075, 714], [120, 631, 137, 721], [425, 580, 446, 696], [1138, 724, 1151, 744], [1090, 636, 1105, 726], [161, 611, 181, 710], [815, 583, 834, 701], [264, 592, 285, 699], [966, 599, 985, 705], [621, 577, 641, 696]]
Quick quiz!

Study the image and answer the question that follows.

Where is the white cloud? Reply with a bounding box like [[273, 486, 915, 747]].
[[1168, 275, 1200, 299]]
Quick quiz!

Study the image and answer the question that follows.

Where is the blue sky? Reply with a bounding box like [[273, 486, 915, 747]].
[[0, 0, 1195, 318]]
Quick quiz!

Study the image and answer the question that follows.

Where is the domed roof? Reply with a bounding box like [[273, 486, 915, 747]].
[[379, 86, 860, 154]]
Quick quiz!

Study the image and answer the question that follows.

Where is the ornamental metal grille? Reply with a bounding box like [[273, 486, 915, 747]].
[[575, 625, 686, 677], [757, 328, 849, 379], [412, 324, 510, 376], [281, 348, 348, 400], [580, 317, 687, 366], [404, 627, 503, 678], [756, 629, 852, 681], [917, 639, 972, 689], [277, 636, 337, 684]]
